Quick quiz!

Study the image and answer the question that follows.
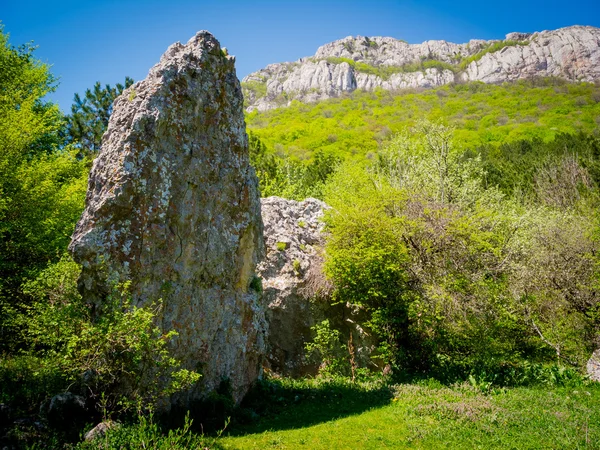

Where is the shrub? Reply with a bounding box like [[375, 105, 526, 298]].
[[60, 280, 201, 415], [305, 320, 348, 377], [322, 120, 600, 377], [15, 258, 200, 418]]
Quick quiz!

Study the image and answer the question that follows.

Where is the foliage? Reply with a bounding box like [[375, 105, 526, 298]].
[[75, 412, 219, 450], [242, 80, 267, 103], [0, 27, 89, 351], [249, 131, 341, 199], [246, 79, 600, 162], [65, 76, 134, 153], [18, 254, 87, 355], [0, 355, 66, 417], [474, 131, 600, 202], [0, 25, 62, 159], [59, 280, 201, 415], [304, 320, 347, 377], [7, 256, 200, 416], [322, 120, 600, 375]]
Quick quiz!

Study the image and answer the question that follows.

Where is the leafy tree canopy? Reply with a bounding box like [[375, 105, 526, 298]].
[[0, 27, 89, 350]]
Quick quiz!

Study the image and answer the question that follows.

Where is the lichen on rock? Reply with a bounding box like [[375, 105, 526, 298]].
[[69, 31, 265, 404]]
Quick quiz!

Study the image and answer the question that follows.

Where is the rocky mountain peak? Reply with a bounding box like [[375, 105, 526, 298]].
[[242, 25, 600, 112]]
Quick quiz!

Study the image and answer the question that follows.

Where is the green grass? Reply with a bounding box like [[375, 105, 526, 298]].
[[4, 363, 598, 449], [220, 380, 600, 449]]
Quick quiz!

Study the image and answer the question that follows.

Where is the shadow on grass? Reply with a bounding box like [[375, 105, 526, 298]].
[[225, 378, 394, 436]]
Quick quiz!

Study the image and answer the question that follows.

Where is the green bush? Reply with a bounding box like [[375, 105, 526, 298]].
[[0, 26, 89, 351], [60, 280, 201, 415], [8, 256, 201, 422], [322, 121, 600, 376], [304, 320, 348, 377]]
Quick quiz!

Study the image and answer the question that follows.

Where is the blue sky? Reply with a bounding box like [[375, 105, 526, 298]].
[[3, 0, 600, 112]]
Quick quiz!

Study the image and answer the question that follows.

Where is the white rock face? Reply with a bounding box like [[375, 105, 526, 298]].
[[243, 25, 600, 111], [461, 26, 600, 83]]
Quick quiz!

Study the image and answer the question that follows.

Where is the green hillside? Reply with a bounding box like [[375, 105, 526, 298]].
[[246, 79, 600, 161]]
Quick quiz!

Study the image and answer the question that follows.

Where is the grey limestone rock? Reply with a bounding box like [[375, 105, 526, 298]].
[[258, 197, 377, 376], [588, 349, 600, 381], [84, 421, 117, 442], [69, 31, 265, 404], [243, 25, 600, 111], [258, 197, 329, 375], [41, 393, 87, 430]]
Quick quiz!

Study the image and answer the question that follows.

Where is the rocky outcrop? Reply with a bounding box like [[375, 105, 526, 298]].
[[588, 349, 600, 381], [243, 25, 600, 111], [258, 197, 377, 376], [69, 31, 265, 404], [258, 197, 329, 375], [40, 393, 89, 431]]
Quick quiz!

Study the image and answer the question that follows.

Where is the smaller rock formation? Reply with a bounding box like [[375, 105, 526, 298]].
[[258, 197, 376, 376], [84, 421, 116, 442], [258, 197, 329, 375], [40, 393, 88, 431]]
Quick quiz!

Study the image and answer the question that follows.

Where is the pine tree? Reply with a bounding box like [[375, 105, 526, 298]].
[[66, 77, 134, 153]]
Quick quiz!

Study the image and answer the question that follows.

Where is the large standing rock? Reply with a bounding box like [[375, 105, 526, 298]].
[[69, 31, 265, 404]]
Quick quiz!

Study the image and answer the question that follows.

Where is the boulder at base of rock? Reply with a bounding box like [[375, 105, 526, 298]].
[[84, 421, 116, 442], [69, 31, 265, 405], [258, 197, 377, 376], [41, 393, 87, 430]]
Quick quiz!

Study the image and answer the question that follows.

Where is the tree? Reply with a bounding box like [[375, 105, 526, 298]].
[[323, 120, 600, 376], [66, 77, 134, 153], [0, 27, 88, 350]]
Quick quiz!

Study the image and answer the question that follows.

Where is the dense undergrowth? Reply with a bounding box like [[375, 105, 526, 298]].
[[1, 24, 600, 449]]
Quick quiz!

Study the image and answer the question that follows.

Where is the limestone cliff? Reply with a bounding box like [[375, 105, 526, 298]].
[[243, 25, 600, 111], [69, 31, 265, 404]]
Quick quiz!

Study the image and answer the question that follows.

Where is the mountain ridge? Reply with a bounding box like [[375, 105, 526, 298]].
[[242, 25, 600, 111]]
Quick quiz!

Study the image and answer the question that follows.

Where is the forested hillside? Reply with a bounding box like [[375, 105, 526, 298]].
[[247, 80, 600, 161]]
